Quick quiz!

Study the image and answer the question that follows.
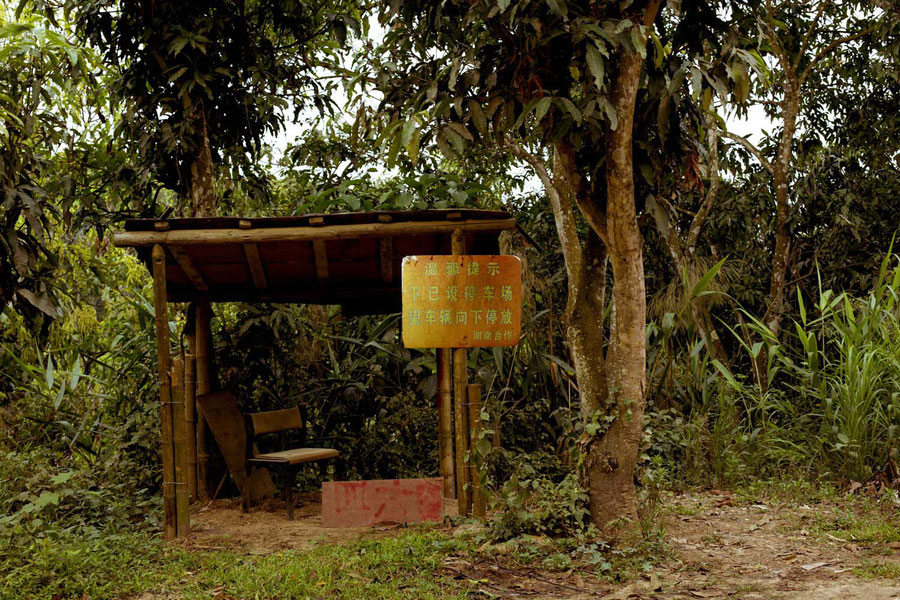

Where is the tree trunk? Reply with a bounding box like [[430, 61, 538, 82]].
[[189, 106, 216, 218], [580, 44, 648, 539], [763, 85, 797, 340]]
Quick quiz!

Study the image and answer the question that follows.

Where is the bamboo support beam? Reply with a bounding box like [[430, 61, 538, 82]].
[[113, 218, 517, 247], [171, 357, 190, 535], [451, 228, 471, 515], [313, 240, 329, 282], [169, 246, 208, 291], [437, 348, 454, 498], [184, 344, 198, 502], [453, 347, 470, 514], [151, 244, 177, 540], [194, 301, 213, 502], [468, 383, 486, 518], [243, 243, 267, 289]]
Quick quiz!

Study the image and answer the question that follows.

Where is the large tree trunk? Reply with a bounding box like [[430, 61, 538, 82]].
[[581, 44, 648, 539]]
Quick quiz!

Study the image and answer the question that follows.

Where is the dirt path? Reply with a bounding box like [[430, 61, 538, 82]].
[[180, 490, 898, 598], [648, 491, 899, 599], [440, 491, 899, 599]]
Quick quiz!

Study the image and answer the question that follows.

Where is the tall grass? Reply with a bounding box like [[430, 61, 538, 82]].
[[712, 252, 900, 481]]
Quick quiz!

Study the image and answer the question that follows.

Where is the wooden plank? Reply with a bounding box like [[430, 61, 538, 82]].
[[380, 237, 394, 283], [313, 240, 329, 282], [467, 383, 486, 518], [450, 228, 471, 516], [113, 218, 518, 247], [194, 302, 212, 502], [196, 390, 275, 503], [437, 348, 454, 498], [243, 243, 267, 289], [151, 244, 177, 541], [184, 344, 198, 502], [321, 478, 443, 528], [248, 407, 302, 436], [171, 357, 190, 535], [169, 246, 208, 291]]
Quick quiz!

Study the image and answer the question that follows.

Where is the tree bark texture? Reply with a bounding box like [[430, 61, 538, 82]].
[[189, 106, 216, 218]]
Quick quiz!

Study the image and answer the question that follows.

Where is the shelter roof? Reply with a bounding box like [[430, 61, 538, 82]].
[[114, 209, 516, 314]]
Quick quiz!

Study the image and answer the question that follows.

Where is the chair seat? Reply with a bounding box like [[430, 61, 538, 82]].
[[248, 447, 339, 466]]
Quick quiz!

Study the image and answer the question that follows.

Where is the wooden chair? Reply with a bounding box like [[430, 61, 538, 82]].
[[242, 406, 339, 520]]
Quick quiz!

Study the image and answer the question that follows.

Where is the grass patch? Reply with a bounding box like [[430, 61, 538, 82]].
[[1, 526, 473, 600], [732, 477, 841, 505], [853, 559, 900, 579]]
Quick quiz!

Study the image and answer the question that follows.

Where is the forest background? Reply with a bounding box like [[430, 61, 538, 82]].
[[0, 0, 898, 595]]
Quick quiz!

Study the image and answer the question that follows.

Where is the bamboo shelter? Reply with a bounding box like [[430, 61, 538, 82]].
[[114, 209, 516, 539]]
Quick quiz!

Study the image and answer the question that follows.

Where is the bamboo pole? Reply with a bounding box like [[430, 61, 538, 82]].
[[194, 301, 212, 502], [451, 228, 471, 516], [184, 343, 198, 502], [467, 383, 486, 518], [437, 348, 455, 498], [171, 357, 190, 535], [113, 218, 517, 248], [151, 244, 177, 540]]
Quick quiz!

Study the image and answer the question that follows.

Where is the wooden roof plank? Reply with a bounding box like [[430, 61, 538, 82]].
[[243, 243, 267, 289], [114, 218, 516, 247], [169, 246, 208, 292]]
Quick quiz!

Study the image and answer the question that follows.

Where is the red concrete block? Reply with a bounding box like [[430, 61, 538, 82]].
[[321, 478, 444, 528]]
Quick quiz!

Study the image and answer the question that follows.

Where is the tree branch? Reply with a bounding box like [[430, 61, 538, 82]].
[[800, 25, 878, 83], [721, 130, 774, 175], [794, 0, 831, 72], [687, 115, 720, 256], [554, 140, 608, 244], [505, 139, 585, 276]]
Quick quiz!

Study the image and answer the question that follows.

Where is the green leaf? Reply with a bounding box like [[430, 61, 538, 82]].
[[45, 355, 54, 390], [545, 0, 568, 18], [534, 97, 552, 123], [169, 36, 189, 57], [446, 121, 474, 142], [469, 100, 488, 134], [599, 97, 617, 130], [630, 28, 646, 58], [50, 471, 76, 485], [558, 97, 582, 125], [689, 257, 726, 300], [585, 43, 605, 89]]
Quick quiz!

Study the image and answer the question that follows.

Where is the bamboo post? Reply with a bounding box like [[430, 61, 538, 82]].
[[184, 344, 198, 502], [194, 301, 213, 501], [467, 383, 486, 518], [451, 228, 471, 515], [171, 357, 190, 535], [437, 349, 455, 498], [151, 244, 177, 540]]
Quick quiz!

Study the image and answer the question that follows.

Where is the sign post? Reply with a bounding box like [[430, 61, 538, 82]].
[[401, 244, 522, 516]]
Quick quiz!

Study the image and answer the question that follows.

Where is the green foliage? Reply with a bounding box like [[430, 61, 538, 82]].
[[488, 469, 591, 540], [0, 527, 470, 600], [72, 0, 361, 207], [643, 251, 900, 485], [0, 7, 114, 317]]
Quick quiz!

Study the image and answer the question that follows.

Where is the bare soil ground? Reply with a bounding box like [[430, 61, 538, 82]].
[[440, 491, 900, 599], [183, 492, 460, 553], [181, 490, 899, 598]]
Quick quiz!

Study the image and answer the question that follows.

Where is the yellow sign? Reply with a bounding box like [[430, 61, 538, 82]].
[[401, 255, 522, 348]]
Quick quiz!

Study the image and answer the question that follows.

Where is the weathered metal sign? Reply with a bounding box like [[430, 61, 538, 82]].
[[401, 255, 522, 348]]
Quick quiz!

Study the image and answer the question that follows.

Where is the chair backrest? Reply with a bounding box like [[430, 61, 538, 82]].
[[246, 407, 303, 438]]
